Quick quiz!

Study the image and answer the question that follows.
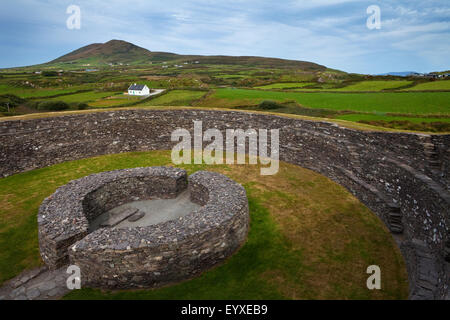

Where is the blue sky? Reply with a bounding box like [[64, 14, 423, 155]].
[[0, 0, 449, 74]]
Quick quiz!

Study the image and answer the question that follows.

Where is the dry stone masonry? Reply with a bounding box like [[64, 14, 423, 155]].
[[0, 109, 448, 299], [38, 167, 249, 289]]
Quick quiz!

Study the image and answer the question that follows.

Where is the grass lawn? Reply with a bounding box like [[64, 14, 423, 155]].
[[255, 83, 315, 90], [335, 81, 413, 92], [405, 80, 450, 91], [0, 151, 408, 300], [144, 90, 207, 106], [206, 89, 450, 115]]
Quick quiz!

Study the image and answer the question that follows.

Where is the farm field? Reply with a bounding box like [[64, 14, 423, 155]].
[[144, 90, 207, 106], [206, 89, 450, 115], [215, 74, 249, 79], [0, 84, 90, 99], [89, 95, 142, 107], [43, 91, 119, 104], [333, 80, 413, 91], [403, 80, 450, 91], [255, 82, 315, 89], [0, 150, 408, 300], [1, 61, 450, 132]]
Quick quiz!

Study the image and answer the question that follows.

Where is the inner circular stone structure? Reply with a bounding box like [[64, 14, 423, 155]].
[[38, 167, 249, 289]]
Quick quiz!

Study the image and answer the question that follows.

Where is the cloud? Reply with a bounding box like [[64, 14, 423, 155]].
[[290, 0, 361, 10]]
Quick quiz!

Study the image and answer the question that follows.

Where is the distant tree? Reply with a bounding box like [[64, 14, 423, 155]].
[[42, 71, 59, 77], [0, 94, 25, 111], [258, 100, 282, 110]]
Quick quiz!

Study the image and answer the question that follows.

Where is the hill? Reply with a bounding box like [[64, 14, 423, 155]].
[[49, 40, 327, 70], [51, 40, 180, 65]]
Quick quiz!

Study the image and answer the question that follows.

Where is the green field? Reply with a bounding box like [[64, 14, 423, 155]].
[[2, 61, 450, 132], [0, 151, 408, 300], [335, 80, 413, 91], [405, 80, 450, 91], [145, 90, 207, 106], [209, 89, 450, 115], [42, 91, 119, 104], [0, 84, 90, 99], [89, 95, 141, 108], [215, 74, 249, 79], [255, 82, 315, 89]]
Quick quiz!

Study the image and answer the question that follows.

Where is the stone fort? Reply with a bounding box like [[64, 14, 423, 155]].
[[0, 109, 448, 299]]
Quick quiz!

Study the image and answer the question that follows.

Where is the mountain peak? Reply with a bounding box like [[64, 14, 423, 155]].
[[51, 40, 157, 64], [105, 39, 128, 44], [103, 39, 145, 50]]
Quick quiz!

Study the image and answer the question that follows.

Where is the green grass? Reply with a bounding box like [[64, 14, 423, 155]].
[[139, 80, 169, 88], [405, 80, 450, 91], [255, 82, 315, 90], [335, 81, 413, 92], [44, 91, 119, 104], [0, 84, 90, 99], [210, 89, 450, 115], [279, 74, 317, 82], [0, 151, 408, 299], [145, 90, 207, 106], [215, 74, 249, 79], [89, 95, 142, 108]]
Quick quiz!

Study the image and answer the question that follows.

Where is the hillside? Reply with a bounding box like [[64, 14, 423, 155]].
[[49, 40, 327, 70], [51, 40, 180, 65]]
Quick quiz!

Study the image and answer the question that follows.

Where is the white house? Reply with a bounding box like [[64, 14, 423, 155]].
[[128, 83, 150, 96]]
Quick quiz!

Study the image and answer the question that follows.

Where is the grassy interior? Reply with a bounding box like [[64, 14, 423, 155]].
[[0, 150, 408, 299]]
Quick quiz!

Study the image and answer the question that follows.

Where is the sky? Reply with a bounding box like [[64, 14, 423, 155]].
[[0, 0, 449, 74]]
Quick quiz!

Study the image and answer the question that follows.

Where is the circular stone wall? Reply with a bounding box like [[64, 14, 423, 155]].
[[2, 109, 449, 298], [38, 167, 249, 289]]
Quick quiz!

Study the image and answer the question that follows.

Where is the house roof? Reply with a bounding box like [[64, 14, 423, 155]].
[[128, 84, 147, 91]]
